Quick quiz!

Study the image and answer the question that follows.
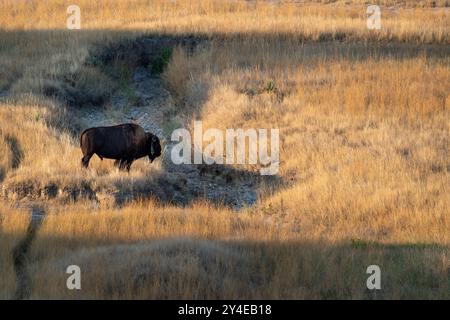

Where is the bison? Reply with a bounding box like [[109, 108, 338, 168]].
[[80, 123, 162, 171]]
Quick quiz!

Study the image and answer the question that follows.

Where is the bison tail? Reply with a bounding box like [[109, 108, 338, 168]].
[[80, 129, 88, 148]]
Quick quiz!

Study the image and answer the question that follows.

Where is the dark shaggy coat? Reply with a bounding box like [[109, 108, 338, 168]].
[[80, 123, 161, 171]]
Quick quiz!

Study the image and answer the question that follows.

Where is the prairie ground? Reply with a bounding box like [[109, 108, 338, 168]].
[[0, 0, 449, 299]]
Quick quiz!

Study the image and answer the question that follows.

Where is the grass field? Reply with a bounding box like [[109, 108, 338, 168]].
[[0, 0, 449, 299]]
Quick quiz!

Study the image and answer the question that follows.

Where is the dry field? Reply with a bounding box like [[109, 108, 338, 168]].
[[0, 0, 449, 299]]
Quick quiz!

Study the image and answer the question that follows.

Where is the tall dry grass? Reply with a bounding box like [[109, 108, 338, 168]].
[[163, 41, 450, 244], [0, 0, 449, 43], [0, 0, 449, 299], [0, 41, 446, 298], [14, 201, 448, 299]]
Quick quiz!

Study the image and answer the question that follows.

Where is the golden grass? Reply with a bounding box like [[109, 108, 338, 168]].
[[164, 41, 450, 244], [0, 0, 449, 43], [0, 0, 449, 299]]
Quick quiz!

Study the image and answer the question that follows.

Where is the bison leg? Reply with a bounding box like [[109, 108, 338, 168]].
[[114, 159, 132, 171], [118, 160, 128, 171], [81, 154, 93, 168], [125, 159, 134, 172], [114, 159, 127, 171]]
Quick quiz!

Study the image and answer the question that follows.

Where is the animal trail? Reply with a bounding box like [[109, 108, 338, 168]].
[[12, 205, 45, 300]]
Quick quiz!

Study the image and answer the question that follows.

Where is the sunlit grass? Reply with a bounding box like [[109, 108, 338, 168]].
[[0, 0, 449, 299]]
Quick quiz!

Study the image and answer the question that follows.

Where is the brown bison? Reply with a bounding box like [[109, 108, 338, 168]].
[[80, 123, 161, 171]]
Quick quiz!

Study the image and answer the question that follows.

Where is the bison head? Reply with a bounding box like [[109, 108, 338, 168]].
[[146, 133, 162, 163]]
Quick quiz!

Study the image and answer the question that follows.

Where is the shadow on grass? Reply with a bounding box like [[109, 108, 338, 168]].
[[4, 134, 24, 170], [11, 205, 45, 300], [0, 133, 24, 183], [2, 229, 448, 299]]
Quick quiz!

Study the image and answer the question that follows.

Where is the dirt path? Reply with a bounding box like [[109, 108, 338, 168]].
[[77, 67, 166, 138], [77, 64, 258, 209], [11, 205, 45, 300]]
